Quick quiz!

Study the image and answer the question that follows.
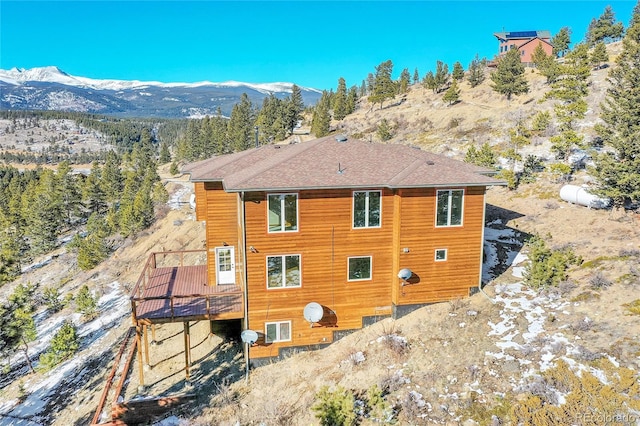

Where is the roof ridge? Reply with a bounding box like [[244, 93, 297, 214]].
[[225, 138, 325, 189], [388, 155, 429, 186]]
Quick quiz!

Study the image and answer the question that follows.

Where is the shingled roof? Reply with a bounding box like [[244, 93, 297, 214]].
[[184, 136, 505, 191]]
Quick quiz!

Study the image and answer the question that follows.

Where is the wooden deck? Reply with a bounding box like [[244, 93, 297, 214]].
[[131, 251, 244, 325]]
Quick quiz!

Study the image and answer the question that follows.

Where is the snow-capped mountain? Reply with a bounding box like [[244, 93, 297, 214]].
[[0, 66, 322, 118]]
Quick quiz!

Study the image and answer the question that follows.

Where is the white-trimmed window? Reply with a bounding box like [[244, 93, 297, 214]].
[[353, 191, 381, 228], [435, 249, 448, 262], [267, 255, 301, 288], [268, 193, 298, 232], [348, 256, 372, 281], [436, 189, 464, 227], [265, 321, 291, 343]]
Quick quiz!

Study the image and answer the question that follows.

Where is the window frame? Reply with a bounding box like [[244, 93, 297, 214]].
[[435, 189, 464, 227], [267, 193, 298, 233], [347, 256, 372, 281], [266, 254, 302, 289], [265, 320, 292, 343], [352, 190, 382, 229], [435, 248, 448, 262]]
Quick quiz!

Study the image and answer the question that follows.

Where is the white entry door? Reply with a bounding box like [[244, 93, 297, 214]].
[[215, 247, 235, 285]]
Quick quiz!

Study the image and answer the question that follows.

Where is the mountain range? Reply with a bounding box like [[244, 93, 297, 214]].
[[0, 66, 322, 119]]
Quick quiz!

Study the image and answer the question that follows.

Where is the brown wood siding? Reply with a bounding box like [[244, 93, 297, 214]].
[[393, 186, 486, 306], [194, 182, 207, 221], [243, 189, 395, 358], [203, 182, 241, 287]]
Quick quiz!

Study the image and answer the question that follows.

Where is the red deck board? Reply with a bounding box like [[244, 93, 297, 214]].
[[133, 265, 243, 322]]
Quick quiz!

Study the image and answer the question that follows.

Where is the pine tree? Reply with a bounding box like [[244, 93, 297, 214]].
[[399, 68, 411, 94], [333, 78, 348, 120], [100, 150, 123, 204], [591, 21, 640, 208], [442, 79, 460, 105], [490, 48, 529, 100], [586, 5, 625, 46], [413, 68, 420, 85], [75, 285, 98, 319], [286, 84, 305, 135], [465, 143, 496, 168], [422, 71, 437, 93], [1, 283, 37, 372], [368, 60, 396, 110], [346, 86, 358, 115], [551, 27, 572, 57], [532, 44, 561, 84], [159, 142, 171, 164], [433, 61, 450, 93], [83, 162, 107, 215], [311, 91, 331, 137], [39, 320, 79, 370], [56, 161, 82, 226], [590, 41, 609, 69], [228, 93, 255, 152], [467, 54, 486, 88], [452, 62, 465, 81], [376, 119, 394, 141], [22, 169, 64, 254]]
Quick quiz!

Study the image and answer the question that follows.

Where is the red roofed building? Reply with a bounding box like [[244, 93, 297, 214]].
[[130, 136, 504, 367], [494, 30, 553, 63]]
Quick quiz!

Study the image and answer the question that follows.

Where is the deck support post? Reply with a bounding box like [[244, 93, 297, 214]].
[[183, 321, 191, 382], [143, 325, 151, 369], [150, 324, 157, 345], [136, 324, 145, 393]]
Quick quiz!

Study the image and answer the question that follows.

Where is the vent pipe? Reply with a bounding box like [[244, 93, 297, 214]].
[[255, 126, 259, 148]]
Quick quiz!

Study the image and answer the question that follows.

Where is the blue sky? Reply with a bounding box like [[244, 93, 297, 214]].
[[0, 1, 635, 91]]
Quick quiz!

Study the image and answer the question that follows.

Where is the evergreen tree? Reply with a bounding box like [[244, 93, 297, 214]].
[[333, 78, 348, 120], [413, 68, 420, 84], [590, 41, 609, 68], [131, 128, 155, 172], [490, 48, 529, 100], [551, 27, 572, 57], [169, 161, 179, 176], [399, 68, 411, 94], [464, 143, 496, 168], [228, 93, 255, 152], [368, 60, 396, 109], [22, 169, 64, 254], [311, 91, 331, 137], [591, 21, 640, 208], [159, 142, 171, 164], [0, 210, 25, 285], [1, 283, 37, 372], [100, 150, 123, 204], [586, 5, 625, 46], [56, 161, 82, 226], [631, 0, 640, 27], [422, 71, 437, 93], [39, 320, 79, 370], [75, 284, 98, 319], [286, 84, 305, 134], [452, 61, 465, 81], [83, 162, 107, 215], [532, 44, 561, 84], [346, 86, 358, 115], [70, 213, 110, 271], [359, 80, 367, 97], [467, 54, 486, 88], [443, 79, 460, 105], [376, 119, 394, 141], [433, 61, 450, 93]]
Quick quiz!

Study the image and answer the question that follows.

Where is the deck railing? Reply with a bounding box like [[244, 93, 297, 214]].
[[130, 250, 244, 323], [131, 250, 207, 299]]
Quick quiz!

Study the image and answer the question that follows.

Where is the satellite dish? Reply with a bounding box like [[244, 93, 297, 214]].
[[398, 268, 413, 281], [303, 302, 324, 324], [241, 329, 258, 345]]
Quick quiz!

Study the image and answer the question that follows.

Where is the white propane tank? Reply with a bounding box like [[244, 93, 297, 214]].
[[189, 193, 196, 210], [559, 185, 609, 209]]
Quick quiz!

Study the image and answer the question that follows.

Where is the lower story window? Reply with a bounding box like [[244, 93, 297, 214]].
[[348, 256, 372, 281], [265, 321, 291, 343], [435, 249, 448, 261], [267, 255, 301, 288]]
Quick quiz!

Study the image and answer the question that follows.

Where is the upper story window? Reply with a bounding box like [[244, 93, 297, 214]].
[[267, 254, 301, 289], [436, 189, 464, 227], [268, 193, 298, 232], [353, 191, 381, 228]]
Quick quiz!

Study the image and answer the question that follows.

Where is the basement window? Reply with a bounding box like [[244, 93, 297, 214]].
[[265, 321, 291, 343], [435, 249, 448, 262]]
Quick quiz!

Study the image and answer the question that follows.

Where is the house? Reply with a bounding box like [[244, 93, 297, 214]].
[[494, 30, 553, 63], [130, 135, 504, 371]]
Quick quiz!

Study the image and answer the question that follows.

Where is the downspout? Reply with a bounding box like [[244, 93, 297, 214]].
[[478, 188, 496, 304], [240, 191, 249, 327]]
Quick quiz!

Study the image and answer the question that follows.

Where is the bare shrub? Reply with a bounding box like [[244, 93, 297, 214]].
[[519, 377, 559, 405], [448, 297, 468, 313], [212, 377, 238, 407], [467, 364, 480, 381], [619, 248, 640, 258], [573, 345, 603, 362], [557, 280, 577, 295], [571, 317, 594, 333], [399, 390, 427, 422], [379, 370, 409, 393], [589, 271, 612, 290], [544, 201, 559, 210]]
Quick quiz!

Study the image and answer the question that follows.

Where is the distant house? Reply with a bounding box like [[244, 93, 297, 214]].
[[130, 136, 505, 371], [494, 30, 553, 64]]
